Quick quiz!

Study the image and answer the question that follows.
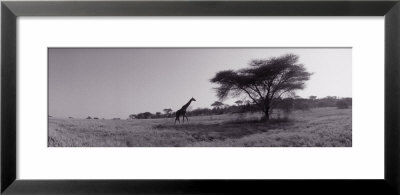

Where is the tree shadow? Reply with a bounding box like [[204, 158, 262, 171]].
[[153, 118, 294, 141]]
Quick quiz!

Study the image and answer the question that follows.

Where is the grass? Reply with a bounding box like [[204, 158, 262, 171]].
[[48, 107, 352, 147]]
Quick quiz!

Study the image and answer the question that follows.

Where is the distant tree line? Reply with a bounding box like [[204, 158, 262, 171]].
[[128, 96, 352, 119]]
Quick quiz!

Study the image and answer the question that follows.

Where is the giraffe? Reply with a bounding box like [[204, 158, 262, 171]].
[[175, 97, 196, 124]]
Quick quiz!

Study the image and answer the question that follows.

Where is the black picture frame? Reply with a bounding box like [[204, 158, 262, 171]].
[[1, 0, 399, 194]]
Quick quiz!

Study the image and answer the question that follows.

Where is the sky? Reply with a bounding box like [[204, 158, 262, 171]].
[[49, 48, 351, 119]]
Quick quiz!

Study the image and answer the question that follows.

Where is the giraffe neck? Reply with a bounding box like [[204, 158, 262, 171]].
[[181, 99, 193, 111]]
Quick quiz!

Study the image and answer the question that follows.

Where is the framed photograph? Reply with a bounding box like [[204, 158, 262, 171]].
[[2, 0, 399, 194]]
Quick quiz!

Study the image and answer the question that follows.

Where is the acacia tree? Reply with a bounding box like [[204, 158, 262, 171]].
[[163, 108, 173, 117], [235, 100, 243, 106], [211, 101, 224, 109], [210, 54, 311, 121]]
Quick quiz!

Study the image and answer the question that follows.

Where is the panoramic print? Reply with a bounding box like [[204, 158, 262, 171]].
[[48, 48, 352, 147]]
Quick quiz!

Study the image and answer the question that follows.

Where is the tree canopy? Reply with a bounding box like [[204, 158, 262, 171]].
[[235, 100, 243, 106], [210, 54, 311, 121], [211, 101, 224, 109], [163, 108, 173, 115]]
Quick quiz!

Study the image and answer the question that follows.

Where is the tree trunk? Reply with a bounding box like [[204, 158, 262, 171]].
[[263, 110, 269, 122], [262, 105, 270, 122]]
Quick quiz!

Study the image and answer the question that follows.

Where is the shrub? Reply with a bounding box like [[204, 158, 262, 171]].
[[336, 100, 349, 109], [277, 98, 294, 118], [294, 100, 311, 111]]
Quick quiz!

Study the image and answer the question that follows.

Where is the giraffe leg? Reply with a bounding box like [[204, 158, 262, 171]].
[[183, 113, 188, 122], [175, 115, 180, 124]]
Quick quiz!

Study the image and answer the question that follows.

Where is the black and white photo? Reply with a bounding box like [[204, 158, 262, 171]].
[[48, 48, 352, 147]]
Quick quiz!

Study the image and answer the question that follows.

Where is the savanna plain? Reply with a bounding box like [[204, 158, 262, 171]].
[[48, 107, 351, 147]]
